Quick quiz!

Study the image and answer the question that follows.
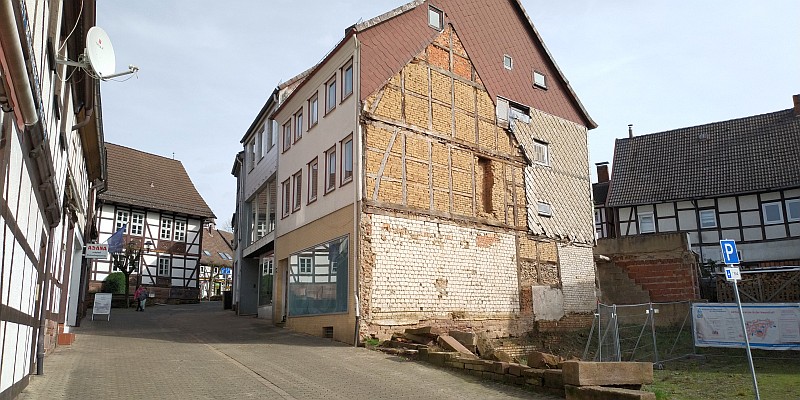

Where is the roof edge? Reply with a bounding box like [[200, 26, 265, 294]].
[[353, 0, 425, 32]]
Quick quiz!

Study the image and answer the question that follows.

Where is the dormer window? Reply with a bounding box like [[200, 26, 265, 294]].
[[428, 6, 443, 30]]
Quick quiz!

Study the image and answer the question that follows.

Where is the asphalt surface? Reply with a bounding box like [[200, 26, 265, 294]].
[[20, 301, 558, 399]]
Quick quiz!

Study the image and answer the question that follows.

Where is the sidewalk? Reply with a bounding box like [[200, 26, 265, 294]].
[[19, 302, 557, 399]]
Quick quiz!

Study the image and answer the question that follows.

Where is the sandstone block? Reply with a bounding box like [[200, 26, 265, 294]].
[[528, 351, 563, 369], [562, 361, 654, 387], [438, 335, 478, 359], [565, 385, 656, 400], [543, 369, 564, 389]]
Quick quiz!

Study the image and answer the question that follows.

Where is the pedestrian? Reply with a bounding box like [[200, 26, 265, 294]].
[[134, 285, 148, 312]]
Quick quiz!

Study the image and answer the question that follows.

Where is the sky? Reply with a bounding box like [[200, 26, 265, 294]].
[[96, 1, 800, 228]]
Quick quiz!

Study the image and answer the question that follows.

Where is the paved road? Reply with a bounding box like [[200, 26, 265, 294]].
[[20, 302, 557, 399]]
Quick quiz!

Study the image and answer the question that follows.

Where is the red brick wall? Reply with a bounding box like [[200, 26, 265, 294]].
[[614, 257, 699, 302]]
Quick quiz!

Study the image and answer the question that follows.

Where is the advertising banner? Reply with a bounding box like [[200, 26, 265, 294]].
[[693, 303, 800, 350]]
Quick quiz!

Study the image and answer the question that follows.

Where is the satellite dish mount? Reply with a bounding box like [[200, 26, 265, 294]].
[[57, 27, 138, 80]]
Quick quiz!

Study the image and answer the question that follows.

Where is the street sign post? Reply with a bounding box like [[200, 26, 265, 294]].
[[719, 240, 760, 400]]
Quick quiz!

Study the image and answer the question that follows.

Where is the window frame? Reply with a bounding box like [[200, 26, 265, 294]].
[[308, 157, 319, 204], [298, 256, 313, 274], [130, 212, 144, 236], [428, 5, 444, 31], [787, 199, 800, 222], [281, 178, 291, 218], [533, 70, 547, 89], [341, 135, 353, 186], [308, 93, 319, 129], [699, 209, 717, 229], [341, 61, 354, 101], [325, 76, 337, 114], [282, 121, 292, 153], [247, 140, 256, 170], [157, 257, 170, 277], [292, 170, 303, 212], [173, 220, 187, 242], [532, 140, 550, 166], [638, 212, 656, 234], [160, 217, 173, 240], [115, 210, 130, 232], [260, 124, 268, 158], [294, 109, 303, 143], [503, 54, 513, 70], [325, 145, 337, 194], [762, 201, 784, 225]]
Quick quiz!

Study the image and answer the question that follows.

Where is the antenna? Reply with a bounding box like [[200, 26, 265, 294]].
[[57, 26, 139, 81]]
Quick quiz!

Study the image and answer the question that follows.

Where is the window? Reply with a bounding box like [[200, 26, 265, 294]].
[[282, 121, 292, 152], [537, 201, 552, 217], [160, 218, 173, 240], [293, 170, 303, 212], [115, 210, 129, 231], [203, 250, 212, 256], [326, 77, 337, 113], [532, 140, 549, 166], [341, 137, 353, 184], [308, 158, 319, 203], [788, 199, 800, 222], [294, 110, 303, 142], [342, 62, 353, 99], [262, 258, 274, 275], [533, 71, 547, 89], [428, 5, 443, 30], [325, 146, 337, 193], [699, 210, 717, 228], [309, 94, 318, 127], [281, 179, 291, 218], [255, 127, 263, 160], [762, 202, 783, 224], [130, 212, 144, 235], [638, 212, 655, 233], [299, 257, 312, 274], [158, 258, 170, 276], [247, 140, 255, 169], [174, 220, 186, 242], [260, 125, 268, 156], [269, 120, 278, 150], [503, 54, 513, 70]]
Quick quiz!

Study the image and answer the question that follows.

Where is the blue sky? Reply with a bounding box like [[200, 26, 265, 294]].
[[97, 1, 800, 227]]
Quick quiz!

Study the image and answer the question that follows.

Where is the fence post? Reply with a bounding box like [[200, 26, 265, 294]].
[[613, 304, 621, 361], [649, 302, 660, 367], [597, 302, 602, 361]]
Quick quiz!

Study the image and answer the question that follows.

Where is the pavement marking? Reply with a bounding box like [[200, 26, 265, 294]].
[[188, 331, 297, 399]]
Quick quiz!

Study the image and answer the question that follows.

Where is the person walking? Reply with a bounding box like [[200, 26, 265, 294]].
[[134, 285, 148, 312]]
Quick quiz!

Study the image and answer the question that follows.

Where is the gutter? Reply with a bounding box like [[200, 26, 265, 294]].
[[352, 34, 362, 347], [0, 0, 38, 126]]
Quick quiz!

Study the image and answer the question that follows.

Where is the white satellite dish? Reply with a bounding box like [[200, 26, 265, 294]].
[[85, 27, 116, 78]]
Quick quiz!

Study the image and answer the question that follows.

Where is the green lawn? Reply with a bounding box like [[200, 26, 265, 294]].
[[644, 350, 800, 399]]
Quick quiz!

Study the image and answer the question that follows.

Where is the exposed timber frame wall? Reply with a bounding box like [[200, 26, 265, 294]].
[[612, 188, 800, 265]]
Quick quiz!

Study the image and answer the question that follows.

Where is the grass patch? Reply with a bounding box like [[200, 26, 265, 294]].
[[644, 349, 800, 399]]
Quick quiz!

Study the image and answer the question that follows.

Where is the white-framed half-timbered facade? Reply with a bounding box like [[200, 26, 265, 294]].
[[600, 96, 800, 268], [91, 143, 215, 303]]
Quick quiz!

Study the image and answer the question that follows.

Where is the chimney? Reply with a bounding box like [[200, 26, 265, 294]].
[[596, 162, 610, 183], [628, 124, 634, 138], [793, 94, 800, 117]]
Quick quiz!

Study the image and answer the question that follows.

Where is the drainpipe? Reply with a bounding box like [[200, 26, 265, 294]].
[[71, 108, 92, 131], [36, 226, 56, 375], [0, 0, 38, 126], [352, 34, 362, 347]]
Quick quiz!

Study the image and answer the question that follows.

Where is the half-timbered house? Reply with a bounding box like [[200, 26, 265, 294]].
[[92, 143, 215, 303], [600, 95, 800, 268], [199, 225, 234, 299], [259, 0, 598, 344], [1, 0, 106, 396]]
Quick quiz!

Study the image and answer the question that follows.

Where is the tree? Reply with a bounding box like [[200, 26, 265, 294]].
[[111, 241, 144, 308]]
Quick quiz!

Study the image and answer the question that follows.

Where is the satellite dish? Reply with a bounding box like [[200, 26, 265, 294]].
[[85, 27, 116, 78]]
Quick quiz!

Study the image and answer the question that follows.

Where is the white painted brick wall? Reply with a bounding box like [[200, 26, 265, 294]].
[[558, 244, 597, 312], [369, 214, 520, 323]]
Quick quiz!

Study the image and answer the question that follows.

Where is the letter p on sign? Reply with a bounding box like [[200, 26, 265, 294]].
[[720, 240, 739, 265]]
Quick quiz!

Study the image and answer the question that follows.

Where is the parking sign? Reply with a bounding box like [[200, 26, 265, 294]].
[[720, 240, 739, 265]]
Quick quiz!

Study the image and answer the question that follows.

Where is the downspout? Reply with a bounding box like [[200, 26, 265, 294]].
[[71, 108, 92, 131], [0, 1, 38, 126], [36, 225, 56, 375], [352, 34, 362, 347]]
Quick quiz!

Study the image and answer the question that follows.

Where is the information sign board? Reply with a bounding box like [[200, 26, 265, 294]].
[[92, 293, 112, 321]]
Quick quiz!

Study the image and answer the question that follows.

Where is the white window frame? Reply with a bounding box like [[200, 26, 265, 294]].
[[537, 201, 552, 217], [699, 209, 717, 229], [341, 136, 353, 184], [638, 212, 656, 234], [762, 202, 783, 224], [281, 179, 291, 218], [294, 110, 303, 142], [787, 199, 800, 222], [428, 5, 443, 30], [532, 140, 549, 166], [325, 146, 336, 193], [299, 256, 312, 274], [533, 70, 547, 89], [262, 258, 274, 275], [342, 62, 353, 99], [115, 210, 130, 231], [158, 258, 170, 276], [130, 212, 144, 236], [293, 170, 302, 212], [308, 158, 318, 203], [309, 94, 318, 128], [326, 76, 337, 113], [503, 54, 513, 70], [174, 220, 186, 242], [160, 218, 173, 240], [203, 250, 212, 256], [282, 121, 292, 152]]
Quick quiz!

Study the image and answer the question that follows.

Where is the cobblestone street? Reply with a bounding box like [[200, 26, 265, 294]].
[[20, 302, 557, 399]]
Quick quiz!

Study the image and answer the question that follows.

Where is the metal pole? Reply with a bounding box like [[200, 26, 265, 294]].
[[649, 302, 660, 367], [732, 280, 760, 400]]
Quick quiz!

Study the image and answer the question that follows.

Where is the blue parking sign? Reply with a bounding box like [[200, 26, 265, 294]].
[[720, 240, 739, 265]]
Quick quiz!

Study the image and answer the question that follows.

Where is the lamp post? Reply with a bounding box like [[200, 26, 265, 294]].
[[111, 240, 153, 308]]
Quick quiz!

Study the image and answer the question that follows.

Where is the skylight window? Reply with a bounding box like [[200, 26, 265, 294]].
[[503, 55, 513, 70], [533, 71, 547, 89], [203, 250, 212, 256], [428, 6, 443, 30]]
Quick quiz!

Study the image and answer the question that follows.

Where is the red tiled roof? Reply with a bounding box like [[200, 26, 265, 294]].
[[357, 0, 595, 129], [100, 143, 215, 219], [200, 228, 234, 267]]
